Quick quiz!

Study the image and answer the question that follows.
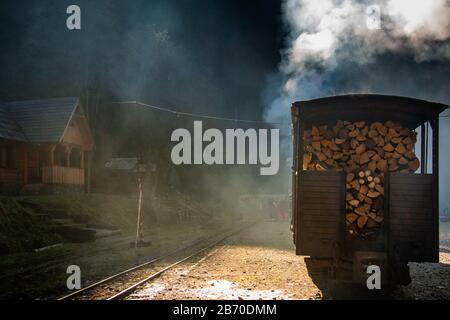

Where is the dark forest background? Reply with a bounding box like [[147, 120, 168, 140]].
[[1, 1, 449, 211], [0, 0, 288, 200]]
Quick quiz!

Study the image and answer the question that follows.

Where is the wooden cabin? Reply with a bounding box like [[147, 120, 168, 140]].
[[0, 97, 94, 194]]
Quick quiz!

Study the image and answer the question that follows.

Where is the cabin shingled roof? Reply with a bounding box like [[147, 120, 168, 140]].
[[0, 102, 27, 142], [0, 97, 79, 143]]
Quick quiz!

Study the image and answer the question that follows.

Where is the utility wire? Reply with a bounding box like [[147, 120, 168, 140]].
[[114, 100, 450, 122], [113, 100, 291, 126]]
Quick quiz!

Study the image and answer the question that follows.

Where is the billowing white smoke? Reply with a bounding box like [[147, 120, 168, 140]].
[[264, 0, 450, 123]]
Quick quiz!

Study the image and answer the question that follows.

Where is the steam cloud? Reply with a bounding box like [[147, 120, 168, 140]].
[[264, 0, 450, 124]]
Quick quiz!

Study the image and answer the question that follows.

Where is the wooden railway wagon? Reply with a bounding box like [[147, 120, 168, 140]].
[[291, 94, 448, 287]]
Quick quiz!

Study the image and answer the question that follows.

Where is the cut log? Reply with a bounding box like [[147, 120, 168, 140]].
[[359, 152, 370, 165], [368, 212, 377, 220], [409, 158, 420, 171], [360, 185, 369, 195], [357, 215, 369, 229], [398, 157, 408, 165], [346, 213, 359, 224], [346, 192, 354, 201], [303, 153, 312, 170], [355, 121, 366, 129], [376, 159, 388, 172], [311, 126, 319, 136], [368, 161, 377, 172], [348, 129, 359, 138], [370, 122, 382, 130], [346, 173, 355, 183], [389, 162, 399, 171], [384, 121, 395, 128], [322, 147, 333, 158], [355, 143, 366, 154], [329, 141, 340, 151], [367, 190, 381, 198], [377, 125, 388, 136], [373, 214, 384, 223], [373, 197, 384, 210], [350, 180, 361, 191], [399, 128, 410, 136], [368, 130, 378, 138], [338, 129, 348, 139], [366, 219, 379, 229], [395, 143, 407, 154], [383, 143, 395, 152], [388, 128, 400, 138], [333, 152, 343, 160], [315, 151, 327, 162], [351, 139, 359, 149], [375, 184, 384, 195], [356, 134, 367, 142]]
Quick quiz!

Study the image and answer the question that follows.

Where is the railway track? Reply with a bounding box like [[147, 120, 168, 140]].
[[0, 235, 137, 282], [58, 222, 256, 300]]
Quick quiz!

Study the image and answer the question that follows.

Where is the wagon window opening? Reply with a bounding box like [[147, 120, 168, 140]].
[[415, 121, 433, 174]]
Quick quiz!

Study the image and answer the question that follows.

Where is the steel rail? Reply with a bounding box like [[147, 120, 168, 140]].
[[108, 234, 229, 300], [57, 222, 255, 300]]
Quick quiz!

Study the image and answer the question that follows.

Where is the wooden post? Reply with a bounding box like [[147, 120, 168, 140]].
[[36, 148, 40, 179], [294, 104, 304, 255], [85, 151, 92, 193], [80, 150, 85, 169], [66, 146, 72, 168], [22, 144, 28, 185], [420, 124, 426, 173], [49, 145, 56, 166], [135, 177, 144, 248], [432, 116, 439, 262]]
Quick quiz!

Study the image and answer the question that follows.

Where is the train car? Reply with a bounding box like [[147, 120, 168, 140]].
[[290, 94, 448, 288]]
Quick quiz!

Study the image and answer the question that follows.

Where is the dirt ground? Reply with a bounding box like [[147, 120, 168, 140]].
[[0, 220, 237, 299], [129, 221, 321, 300], [394, 222, 450, 300], [129, 221, 450, 300]]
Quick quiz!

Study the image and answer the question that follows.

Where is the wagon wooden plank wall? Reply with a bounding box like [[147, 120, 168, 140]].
[[291, 94, 448, 285], [297, 171, 344, 256]]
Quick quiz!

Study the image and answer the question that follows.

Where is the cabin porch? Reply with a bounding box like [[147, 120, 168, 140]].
[[25, 144, 85, 186]]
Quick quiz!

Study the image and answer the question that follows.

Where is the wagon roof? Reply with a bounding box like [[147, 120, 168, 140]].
[[292, 94, 449, 129]]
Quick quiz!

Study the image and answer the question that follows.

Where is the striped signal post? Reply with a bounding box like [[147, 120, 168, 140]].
[[134, 163, 150, 248]]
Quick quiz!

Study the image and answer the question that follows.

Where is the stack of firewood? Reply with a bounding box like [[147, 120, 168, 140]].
[[303, 120, 419, 236]]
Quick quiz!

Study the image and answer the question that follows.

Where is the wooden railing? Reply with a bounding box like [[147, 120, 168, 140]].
[[42, 166, 84, 185]]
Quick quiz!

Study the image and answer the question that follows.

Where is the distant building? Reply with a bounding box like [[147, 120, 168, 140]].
[[0, 97, 94, 193]]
